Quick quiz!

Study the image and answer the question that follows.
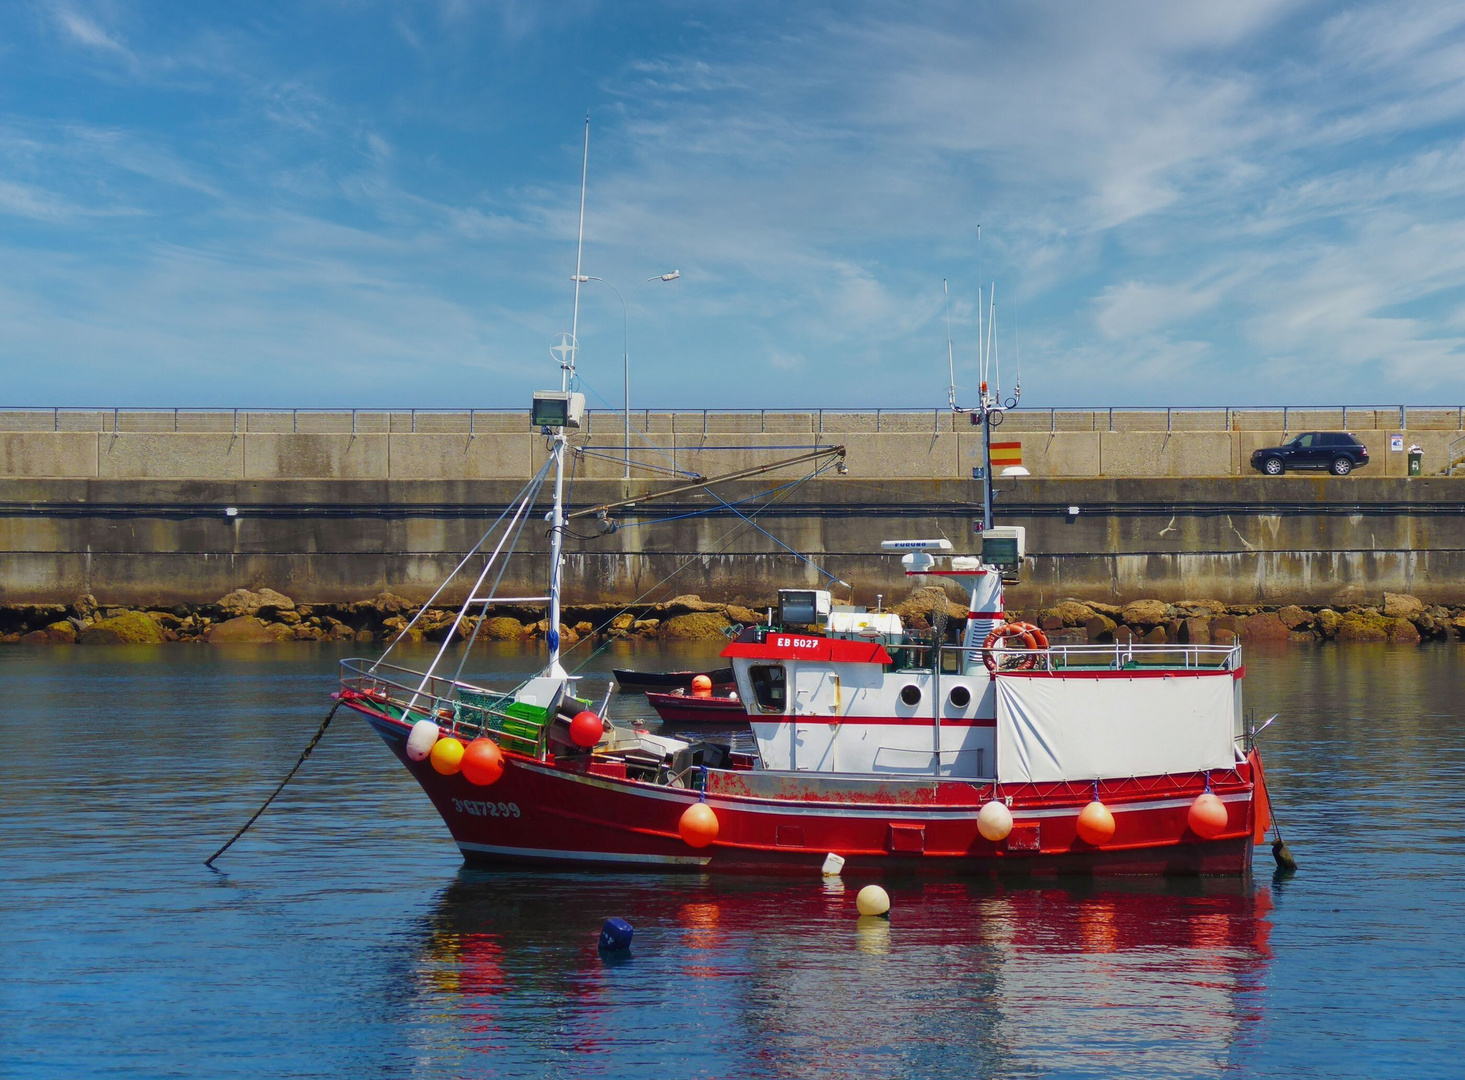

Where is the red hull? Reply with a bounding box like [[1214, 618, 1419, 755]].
[[348, 701, 1264, 876], [644, 691, 748, 724]]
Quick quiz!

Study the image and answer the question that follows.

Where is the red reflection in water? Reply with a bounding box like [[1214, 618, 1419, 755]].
[[419, 874, 1275, 1077]]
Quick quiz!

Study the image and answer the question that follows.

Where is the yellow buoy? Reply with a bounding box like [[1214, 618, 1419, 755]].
[[855, 884, 890, 917], [430, 736, 465, 776], [977, 800, 1014, 842]]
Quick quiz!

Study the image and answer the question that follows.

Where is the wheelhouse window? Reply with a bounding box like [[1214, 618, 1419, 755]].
[[748, 664, 787, 712]]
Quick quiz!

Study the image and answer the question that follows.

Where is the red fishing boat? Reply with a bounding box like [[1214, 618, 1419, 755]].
[[335, 131, 1277, 875], [340, 541, 1273, 874]]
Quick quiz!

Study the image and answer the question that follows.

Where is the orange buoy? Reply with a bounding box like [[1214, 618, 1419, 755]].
[[569, 710, 604, 748], [429, 736, 465, 775], [1076, 800, 1116, 845], [678, 802, 719, 848], [691, 674, 713, 698], [1187, 792, 1229, 839], [977, 800, 1014, 842], [461, 738, 505, 786]]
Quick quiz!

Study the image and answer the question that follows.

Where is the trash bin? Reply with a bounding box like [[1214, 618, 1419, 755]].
[[1408, 445, 1424, 476]]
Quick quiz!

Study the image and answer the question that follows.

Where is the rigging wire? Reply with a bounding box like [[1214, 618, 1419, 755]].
[[560, 461, 838, 677], [446, 469, 550, 695], [608, 471, 829, 528], [372, 458, 554, 672], [697, 473, 846, 586]]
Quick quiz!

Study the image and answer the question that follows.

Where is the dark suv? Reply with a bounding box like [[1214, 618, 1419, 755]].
[[1251, 432, 1370, 475]]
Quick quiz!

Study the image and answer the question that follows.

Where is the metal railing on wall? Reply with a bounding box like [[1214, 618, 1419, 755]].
[[2, 406, 1464, 434]]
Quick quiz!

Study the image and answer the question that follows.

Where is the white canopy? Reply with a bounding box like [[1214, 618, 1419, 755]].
[[994, 672, 1238, 784]]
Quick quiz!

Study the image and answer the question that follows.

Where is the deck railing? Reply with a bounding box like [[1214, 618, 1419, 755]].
[[338, 657, 526, 743], [881, 640, 1242, 673]]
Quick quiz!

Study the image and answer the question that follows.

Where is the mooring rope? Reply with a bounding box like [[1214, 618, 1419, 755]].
[[204, 698, 345, 868]]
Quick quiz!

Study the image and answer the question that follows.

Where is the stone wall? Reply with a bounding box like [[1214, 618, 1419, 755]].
[[2, 475, 1464, 608], [2, 407, 1463, 480]]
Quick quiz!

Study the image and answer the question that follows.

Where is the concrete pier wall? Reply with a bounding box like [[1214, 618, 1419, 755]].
[[2, 472, 1463, 608], [3, 407, 1464, 480]]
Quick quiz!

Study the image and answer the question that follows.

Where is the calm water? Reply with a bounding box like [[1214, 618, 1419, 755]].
[[2, 640, 1462, 1078]]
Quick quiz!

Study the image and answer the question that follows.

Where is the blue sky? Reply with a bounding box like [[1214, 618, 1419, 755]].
[[3, 1, 1465, 409]]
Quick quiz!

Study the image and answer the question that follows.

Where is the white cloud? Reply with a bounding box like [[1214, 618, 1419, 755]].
[[54, 6, 129, 55], [1095, 282, 1224, 341]]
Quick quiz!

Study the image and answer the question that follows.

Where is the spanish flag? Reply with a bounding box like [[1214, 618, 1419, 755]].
[[989, 441, 1023, 469]]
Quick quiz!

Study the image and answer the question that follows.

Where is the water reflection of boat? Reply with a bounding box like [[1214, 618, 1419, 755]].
[[408, 871, 1273, 1077]]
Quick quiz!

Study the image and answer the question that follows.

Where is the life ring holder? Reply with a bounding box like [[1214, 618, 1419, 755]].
[[982, 621, 1050, 672]]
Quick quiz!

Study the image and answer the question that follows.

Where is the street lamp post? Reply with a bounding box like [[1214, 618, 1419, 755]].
[[572, 270, 680, 478]]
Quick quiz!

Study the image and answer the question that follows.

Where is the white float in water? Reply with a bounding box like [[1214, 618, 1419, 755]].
[[856, 884, 890, 917], [406, 719, 440, 761], [821, 852, 845, 877], [977, 800, 1014, 842]]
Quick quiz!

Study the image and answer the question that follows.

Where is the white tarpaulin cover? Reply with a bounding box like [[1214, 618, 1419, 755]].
[[995, 673, 1237, 784]]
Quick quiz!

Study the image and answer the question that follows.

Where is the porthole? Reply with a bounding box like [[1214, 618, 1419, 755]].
[[948, 685, 971, 709], [899, 684, 922, 707]]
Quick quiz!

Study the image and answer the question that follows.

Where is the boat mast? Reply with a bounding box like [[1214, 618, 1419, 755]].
[[547, 116, 590, 678]]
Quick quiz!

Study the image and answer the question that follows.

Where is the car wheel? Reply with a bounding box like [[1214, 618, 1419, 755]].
[[1331, 457, 1353, 476], [1262, 457, 1284, 475]]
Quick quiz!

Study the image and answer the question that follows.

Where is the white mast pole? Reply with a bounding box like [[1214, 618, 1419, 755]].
[[976, 224, 984, 389], [548, 115, 590, 678], [568, 115, 589, 396], [944, 278, 957, 410], [988, 284, 998, 400]]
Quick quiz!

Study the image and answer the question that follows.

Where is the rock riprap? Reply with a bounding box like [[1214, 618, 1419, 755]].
[[1, 589, 1462, 647]]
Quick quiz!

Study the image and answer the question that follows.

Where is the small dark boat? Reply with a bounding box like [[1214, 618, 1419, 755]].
[[645, 689, 748, 724], [613, 666, 735, 693]]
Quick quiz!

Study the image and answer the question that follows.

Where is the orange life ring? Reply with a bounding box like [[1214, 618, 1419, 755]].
[[1010, 621, 1049, 649], [982, 623, 1037, 671]]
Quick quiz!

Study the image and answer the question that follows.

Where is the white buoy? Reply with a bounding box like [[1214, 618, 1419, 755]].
[[978, 800, 1014, 842], [406, 719, 440, 761], [821, 853, 845, 877], [855, 884, 890, 917]]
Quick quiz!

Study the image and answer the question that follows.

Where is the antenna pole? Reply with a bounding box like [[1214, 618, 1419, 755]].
[[568, 115, 590, 392], [549, 115, 590, 677], [989, 284, 998, 399], [976, 225, 983, 385], [944, 279, 957, 410], [983, 403, 994, 532]]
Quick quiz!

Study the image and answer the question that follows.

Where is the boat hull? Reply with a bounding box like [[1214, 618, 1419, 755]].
[[644, 691, 748, 724], [613, 667, 735, 692], [350, 700, 1262, 876]]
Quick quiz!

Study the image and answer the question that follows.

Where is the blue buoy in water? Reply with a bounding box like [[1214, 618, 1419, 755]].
[[599, 917, 634, 952]]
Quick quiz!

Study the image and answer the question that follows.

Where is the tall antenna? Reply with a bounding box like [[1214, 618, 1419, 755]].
[[944, 278, 958, 410], [567, 114, 590, 392], [1013, 305, 1022, 399], [976, 225, 985, 392], [987, 284, 998, 399]]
